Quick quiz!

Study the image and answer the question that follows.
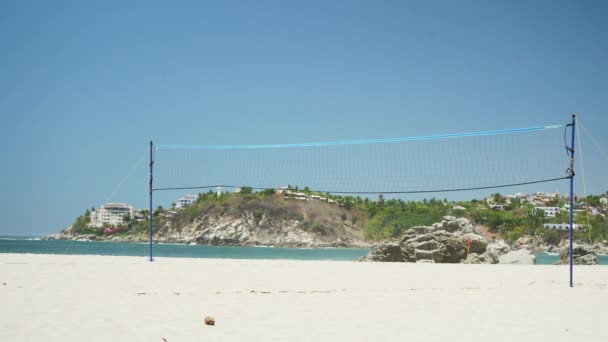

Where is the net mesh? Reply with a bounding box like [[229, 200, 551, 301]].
[[153, 125, 571, 196]]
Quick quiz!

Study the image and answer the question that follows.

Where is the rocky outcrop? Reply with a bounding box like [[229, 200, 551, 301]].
[[359, 241, 403, 262], [463, 252, 495, 264], [361, 217, 488, 263], [401, 230, 468, 263], [463, 240, 511, 264], [513, 235, 558, 254], [559, 244, 599, 265], [498, 249, 536, 264], [52, 209, 370, 248], [591, 242, 608, 256], [49, 194, 375, 248], [179, 211, 367, 247], [487, 240, 511, 258]]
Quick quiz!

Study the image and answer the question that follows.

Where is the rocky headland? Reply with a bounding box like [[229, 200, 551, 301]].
[[47, 198, 371, 248]]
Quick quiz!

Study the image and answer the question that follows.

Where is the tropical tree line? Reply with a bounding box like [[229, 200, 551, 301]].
[[69, 189, 608, 244]]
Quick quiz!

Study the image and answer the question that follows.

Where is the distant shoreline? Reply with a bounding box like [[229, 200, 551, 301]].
[[42, 234, 371, 249], [2, 238, 608, 265], [0, 239, 370, 261]]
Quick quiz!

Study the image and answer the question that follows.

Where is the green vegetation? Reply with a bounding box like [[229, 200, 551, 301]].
[[363, 198, 448, 240], [465, 193, 608, 244], [70, 210, 92, 234]]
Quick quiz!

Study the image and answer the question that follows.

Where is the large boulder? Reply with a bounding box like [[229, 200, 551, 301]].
[[359, 241, 404, 262], [439, 235, 470, 263], [436, 216, 478, 233], [590, 243, 608, 256], [514, 235, 535, 247], [405, 226, 435, 235], [400, 230, 469, 263], [486, 240, 511, 259], [361, 217, 487, 263], [514, 235, 552, 253], [461, 233, 487, 254], [462, 240, 508, 265], [498, 249, 536, 264], [463, 252, 496, 264], [559, 244, 599, 265]]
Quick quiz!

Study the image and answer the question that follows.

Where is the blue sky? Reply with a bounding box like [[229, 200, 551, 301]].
[[0, 0, 607, 236]]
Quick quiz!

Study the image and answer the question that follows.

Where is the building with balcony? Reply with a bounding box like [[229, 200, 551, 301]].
[[176, 194, 197, 208], [90, 203, 135, 228], [533, 206, 561, 218], [543, 223, 584, 230]]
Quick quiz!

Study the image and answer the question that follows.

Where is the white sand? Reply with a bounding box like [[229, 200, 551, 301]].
[[1, 254, 607, 342]]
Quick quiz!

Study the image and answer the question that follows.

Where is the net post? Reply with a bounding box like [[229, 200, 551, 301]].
[[569, 114, 576, 287], [149, 140, 154, 262]]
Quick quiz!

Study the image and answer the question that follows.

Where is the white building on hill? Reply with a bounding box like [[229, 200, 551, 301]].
[[543, 223, 584, 231], [533, 206, 561, 218], [90, 203, 134, 227], [175, 194, 197, 208]]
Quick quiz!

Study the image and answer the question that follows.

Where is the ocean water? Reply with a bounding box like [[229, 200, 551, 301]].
[[0, 237, 369, 261], [1, 237, 606, 264], [535, 252, 608, 265]]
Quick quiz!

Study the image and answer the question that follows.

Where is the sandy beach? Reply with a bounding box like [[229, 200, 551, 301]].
[[1, 253, 607, 342]]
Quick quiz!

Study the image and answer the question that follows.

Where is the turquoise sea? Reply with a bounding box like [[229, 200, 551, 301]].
[[534, 252, 608, 265], [1, 237, 606, 264], [0, 237, 369, 261]]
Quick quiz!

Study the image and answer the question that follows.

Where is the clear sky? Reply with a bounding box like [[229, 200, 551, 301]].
[[1, 0, 607, 236]]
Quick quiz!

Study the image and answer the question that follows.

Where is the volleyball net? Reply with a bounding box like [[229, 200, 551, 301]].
[[151, 123, 573, 197]]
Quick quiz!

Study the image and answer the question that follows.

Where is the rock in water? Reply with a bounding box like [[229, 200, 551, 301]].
[[559, 244, 599, 265], [498, 249, 536, 265]]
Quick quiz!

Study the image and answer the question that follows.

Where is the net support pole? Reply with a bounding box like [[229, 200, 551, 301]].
[[149, 140, 154, 262], [569, 114, 576, 287]]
